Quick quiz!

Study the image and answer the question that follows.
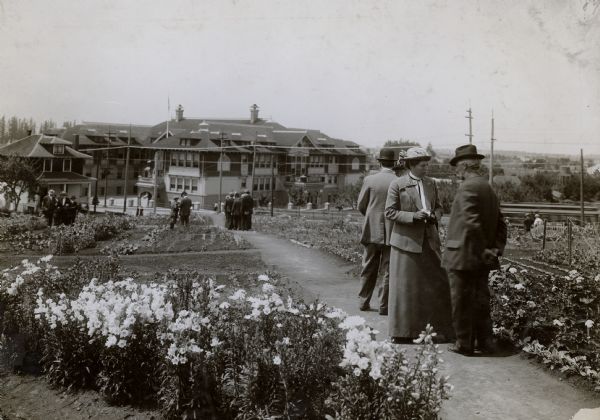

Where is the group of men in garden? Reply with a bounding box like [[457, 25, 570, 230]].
[[357, 144, 507, 356], [40, 189, 83, 227], [224, 190, 254, 231], [169, 191, 193, 229]]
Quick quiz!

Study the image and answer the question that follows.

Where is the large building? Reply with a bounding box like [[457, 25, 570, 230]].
[[0, 133, 95, 209], [49, 105, 367, 209]]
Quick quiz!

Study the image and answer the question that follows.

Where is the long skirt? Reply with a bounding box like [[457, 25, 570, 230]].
[[388, 239, 455, 340]]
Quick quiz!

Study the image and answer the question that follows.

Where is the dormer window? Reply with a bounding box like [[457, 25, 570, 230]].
[[53, 144, 65, 154], [179, 138, 191, 147]]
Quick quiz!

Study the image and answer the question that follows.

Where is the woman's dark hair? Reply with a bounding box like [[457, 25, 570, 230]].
[[404, 157, 430, 169]]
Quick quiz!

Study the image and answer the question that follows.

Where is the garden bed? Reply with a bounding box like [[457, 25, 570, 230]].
[[1, 255, 452, 419]]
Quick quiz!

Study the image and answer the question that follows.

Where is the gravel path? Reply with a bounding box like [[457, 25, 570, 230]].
[[236, 228, 598, 420]]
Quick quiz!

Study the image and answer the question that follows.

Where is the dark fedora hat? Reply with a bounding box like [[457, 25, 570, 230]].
[[450, 144, 485, 166], [377, 148, 396, 161]]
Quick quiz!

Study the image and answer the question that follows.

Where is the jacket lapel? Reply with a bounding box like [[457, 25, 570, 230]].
[[406, 179, 422, 210]]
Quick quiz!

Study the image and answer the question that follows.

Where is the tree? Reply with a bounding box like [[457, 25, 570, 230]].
[[0, 155, 40, 211], [383, 139, 421, 149], [426, 142, 437, 158]]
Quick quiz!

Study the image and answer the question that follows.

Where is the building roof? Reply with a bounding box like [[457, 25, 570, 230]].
[[59, 123, 153, 147], [0, 134, 92, 159]]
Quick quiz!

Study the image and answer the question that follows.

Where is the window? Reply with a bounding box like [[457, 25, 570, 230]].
[[186, 152, 192, 168], [241, 178, 247, 188], [179, 138, 190, 147], [53, 145, 64, 154], [43, 159, 52, 172], [191, 178, 198, 192], [116, 169, 123, 179], [116, 186, 123, 195], [176, 177, 183, 191], [169, 177, 175, 190], [83, 187, 89, 197], [179, 152, 185, 167], [351, 158, 360, 171], [62, 159, 72, 172], [192, 152, 199, 168], [170, 152, 177, 166], [218, 154, 231, 172], [85, 171, 92, 177]]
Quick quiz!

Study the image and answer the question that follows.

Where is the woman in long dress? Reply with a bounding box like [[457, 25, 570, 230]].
[[384, 147, 454, 343]]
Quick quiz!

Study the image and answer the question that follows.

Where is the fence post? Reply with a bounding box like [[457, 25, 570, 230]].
[[542, 219, 547, 250], [567, 218, 572, 268]]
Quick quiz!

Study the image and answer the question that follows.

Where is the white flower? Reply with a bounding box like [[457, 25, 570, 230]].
[[219, 302, 230, 310], [210, 337, 222, 347], [282, 337, 290, 345], [273, 355, 282, 365], [262, 283, 275, 294], [228, 289, 246, 301], [40, 255, 53, 262], [339, 315, 366, 330], [514, 283, 525, 290], [258, 274, 270, 282], [585, 320, 594, 329], [509, 267, 517, 274], [553, 319, 564, 327]]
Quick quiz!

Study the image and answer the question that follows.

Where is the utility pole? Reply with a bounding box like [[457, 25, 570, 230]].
[[465, 108, 473, 144], [218, 132, 227, 210], [489, 111, 495, 185], [270, 153, 275, 217], [580, 148, 585, 225], [153, 151, 159, 214], [250, 136, 257, 201], [103, 127, 115, 208], [122, 125, 131, 214]]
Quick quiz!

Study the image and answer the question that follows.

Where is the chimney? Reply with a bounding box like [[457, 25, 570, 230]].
[[250, 104, 259, 124], [175, 104, 184, 122], [73, 134, 80, 150]]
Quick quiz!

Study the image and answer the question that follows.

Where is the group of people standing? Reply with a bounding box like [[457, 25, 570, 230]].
[[358, 144, 507, 356], [169, 191, 193, 229], [224, 190, 254, 230], [40, 189, 83, 227]]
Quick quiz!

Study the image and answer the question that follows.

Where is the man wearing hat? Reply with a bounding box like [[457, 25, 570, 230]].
[[442, 144, 507, 356], [241, 189, 254, 231], [225, 191, 234, 229], [356, 147, 397, 314], [41, 189, 57, 227], [55, 191, 72, 226], [179, 191, 192, 227]]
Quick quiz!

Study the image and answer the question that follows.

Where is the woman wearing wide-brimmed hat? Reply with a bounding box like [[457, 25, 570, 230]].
[[384, 147, 455, 343]]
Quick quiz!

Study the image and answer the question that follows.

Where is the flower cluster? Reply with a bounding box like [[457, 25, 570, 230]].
[[35, 278, 174, 348]]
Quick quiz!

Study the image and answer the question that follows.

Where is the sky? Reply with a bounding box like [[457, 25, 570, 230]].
[[1, 0, 599, 156]]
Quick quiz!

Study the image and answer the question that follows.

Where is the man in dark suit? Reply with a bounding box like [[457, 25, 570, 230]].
[[241, 189, 254, 231], [225, 192, 234, 229], [231, 192, 242, 230], [179, 191, 192, 227], [41, 189, 57, 227], [55, 191, 72, 226], [442, 144, 507, 356], [356, 148, 397, 314]]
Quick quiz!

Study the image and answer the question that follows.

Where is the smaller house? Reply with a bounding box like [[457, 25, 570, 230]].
[[0, 134, 95, 211]]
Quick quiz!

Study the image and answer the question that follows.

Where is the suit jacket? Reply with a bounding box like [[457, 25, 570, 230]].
[[41, 195, 57, 212], [357, 168, 397, 245], [225, 196, 234, 214], [179, 197, 192, 215], [241, 194, 254, 215], [232, 198, 242, 216], [441, 176, 507, 271], [384, 174, 443, 255], [56, 197, 72, 210]]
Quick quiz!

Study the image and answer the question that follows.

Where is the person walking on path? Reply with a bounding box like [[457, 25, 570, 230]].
[[385, 147, 455, 343], [41, 189, 57, 227], [241, 189, 254, 231], [225, 192, 234, 229], [443, 144, 507, 356], [179, 191, 192, 227], [232, 192, 242, 230], [169, 197, 180, 229], [356, 148, 397, 315]]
